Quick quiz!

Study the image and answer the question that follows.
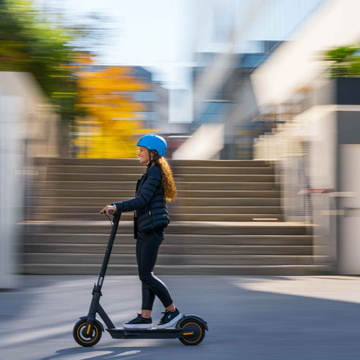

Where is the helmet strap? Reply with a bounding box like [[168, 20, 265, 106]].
[[147, 150, 159, 168]]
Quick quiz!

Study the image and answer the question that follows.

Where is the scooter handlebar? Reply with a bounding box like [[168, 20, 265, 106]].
[[100, 208, 115, 215], [100, 210, 121, 222]]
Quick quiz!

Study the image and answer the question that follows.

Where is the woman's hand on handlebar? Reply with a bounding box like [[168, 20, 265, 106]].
[[99, 205, 117, 215]]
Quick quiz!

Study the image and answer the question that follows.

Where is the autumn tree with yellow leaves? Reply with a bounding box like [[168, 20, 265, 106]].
[[0, 1, 150, 158], [74, 56, 150, 158]]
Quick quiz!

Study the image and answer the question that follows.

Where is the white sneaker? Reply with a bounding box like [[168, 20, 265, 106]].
[[157, 309, 182, 329]]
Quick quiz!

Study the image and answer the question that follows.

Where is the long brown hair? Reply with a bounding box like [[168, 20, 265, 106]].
[[152, 155, 177, 202]]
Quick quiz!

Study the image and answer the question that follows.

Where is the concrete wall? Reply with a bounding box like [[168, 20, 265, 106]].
[[0, 72, 58, 289], [254, 78, 360, 272], [336, 111, 360, 274]]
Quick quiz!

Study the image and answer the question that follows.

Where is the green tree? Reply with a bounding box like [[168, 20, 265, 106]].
[[324, 45, 360, 77], [0, 0, 77, 122]]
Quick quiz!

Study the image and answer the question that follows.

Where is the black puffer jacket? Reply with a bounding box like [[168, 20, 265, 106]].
[[113, 165, 170, 236]]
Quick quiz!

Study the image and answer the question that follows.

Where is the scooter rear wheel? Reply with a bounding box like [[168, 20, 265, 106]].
[[73, 319, 102, 347], [178, 318, 205, 346]]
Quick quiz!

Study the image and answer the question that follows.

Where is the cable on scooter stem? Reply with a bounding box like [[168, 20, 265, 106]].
[[112, 211, 121, 224]]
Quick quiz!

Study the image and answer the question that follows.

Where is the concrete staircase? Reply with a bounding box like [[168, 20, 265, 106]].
[[22, 158, 328, 275]]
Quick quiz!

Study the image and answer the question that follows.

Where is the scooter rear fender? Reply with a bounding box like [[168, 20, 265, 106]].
[[177, 314, 208, 331]]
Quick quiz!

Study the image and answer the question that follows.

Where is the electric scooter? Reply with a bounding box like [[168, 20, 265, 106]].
[[73, 212, 208, 347]]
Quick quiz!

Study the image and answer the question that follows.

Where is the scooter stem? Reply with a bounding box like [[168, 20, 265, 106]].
[[96, 212, 121, 291]]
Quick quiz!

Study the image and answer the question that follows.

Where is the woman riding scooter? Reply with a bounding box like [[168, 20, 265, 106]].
[[100, 134, 181, 329]]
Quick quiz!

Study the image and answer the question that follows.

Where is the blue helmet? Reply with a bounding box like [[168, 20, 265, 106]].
[[137, 134, 167, 157]]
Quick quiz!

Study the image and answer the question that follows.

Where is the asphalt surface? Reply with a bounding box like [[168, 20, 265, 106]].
[[1, 275, 360, 360]]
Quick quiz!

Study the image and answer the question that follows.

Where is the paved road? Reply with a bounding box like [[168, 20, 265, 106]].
[[1, 275, 360, 360]]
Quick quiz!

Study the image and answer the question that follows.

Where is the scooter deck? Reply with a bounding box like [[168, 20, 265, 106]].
[[107, 328, 192, 339]]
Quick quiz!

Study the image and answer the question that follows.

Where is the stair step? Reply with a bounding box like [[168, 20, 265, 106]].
[[172, 214, 284, 222], [27, 205, 282, 215], [23, 157, 324, 276], [24, 243, 314, 255], [34, 158, 271, 167], [23, 221, 310, 235], [44, 165, 144, 175], [32, 189, 281, 198], [24, 253, 317, 266], [21, 263, 330, 276], [34, 180, 277, 190], [178, 182, 277, 190], [177, 206, 282, 214], [43, 165, 274, 175], [26, 212, 284, 222], [32, 197, 281, 207], [24, 233, 314, 246], [42, 173, 276, 183], [174, 190, 281, 198], [173, 166, 274, 175]]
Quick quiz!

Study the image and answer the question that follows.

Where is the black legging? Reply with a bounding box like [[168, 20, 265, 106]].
[[136, 228, 173, 310]]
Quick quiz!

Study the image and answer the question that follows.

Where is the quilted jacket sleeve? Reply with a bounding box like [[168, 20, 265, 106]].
[[113, 166, 161, 213]]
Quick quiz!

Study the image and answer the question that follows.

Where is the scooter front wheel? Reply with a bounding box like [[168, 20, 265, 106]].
[[73, 319, 102, 347], [178, 318, 206, 346]]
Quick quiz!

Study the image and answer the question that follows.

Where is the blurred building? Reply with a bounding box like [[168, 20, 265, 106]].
[[127, 67, 191, 156], [174, 0, 328, 160], [128, 66, 163, 130], [73, 64, 191, 157], [173, 0, 360, 274], [251, 0, 360, 274], [192, 41, 282, 159], [82, 65, 168, 131], [151, 81, 169, 131]]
